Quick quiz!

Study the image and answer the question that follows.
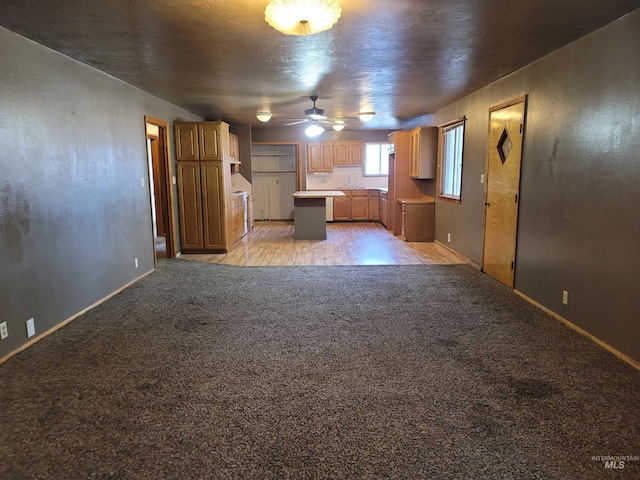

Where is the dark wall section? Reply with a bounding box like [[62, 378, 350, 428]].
[[0, 28, 201, 359], [426, 10, 640, 362], [252, 126, 393, 147], [229, 123, 253, 182]]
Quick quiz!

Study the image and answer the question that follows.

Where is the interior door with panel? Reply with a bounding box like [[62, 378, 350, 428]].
[[483, 98, 527, 288]]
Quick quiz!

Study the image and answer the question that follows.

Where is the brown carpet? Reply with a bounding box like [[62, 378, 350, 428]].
[[1, 259, 639, 479]]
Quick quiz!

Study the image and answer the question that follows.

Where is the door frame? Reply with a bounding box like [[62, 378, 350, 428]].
[[481, 95, 528, 285], [144, 116, 176, 259], [251, 142, 303, 189]]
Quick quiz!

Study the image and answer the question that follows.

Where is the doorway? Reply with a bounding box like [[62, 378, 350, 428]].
[[482, 97, 527, 288], [144, 116, 175, 260], [251, 143, 301, 221]]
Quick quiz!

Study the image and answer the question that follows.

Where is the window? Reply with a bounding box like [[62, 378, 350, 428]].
[[364, 143, 389, 176], [438, 119, 465, 201]]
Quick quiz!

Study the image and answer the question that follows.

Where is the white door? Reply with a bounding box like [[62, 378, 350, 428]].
[[252, 173, 295, 221]]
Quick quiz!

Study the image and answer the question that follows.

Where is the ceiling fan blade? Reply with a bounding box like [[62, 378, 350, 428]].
[[284, 119, 308, 126]]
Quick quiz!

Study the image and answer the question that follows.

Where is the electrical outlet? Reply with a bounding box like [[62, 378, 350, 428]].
[[0, 322, 8, 340], [480, 174, 485, 184], [447, 233, 451, 243], [26, 318, 35, 338], [562, 290, 569, 305], [134, 258, 139, 268]]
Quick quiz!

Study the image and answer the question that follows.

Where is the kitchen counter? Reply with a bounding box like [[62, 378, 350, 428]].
[[309, 187, 388, 193], [396, 196, 435, 205], [292, 191, 346, 240], [293, 190, 347, 198]]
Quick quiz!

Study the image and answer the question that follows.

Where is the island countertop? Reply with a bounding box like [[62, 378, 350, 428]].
[[293, 190, 346, 198]]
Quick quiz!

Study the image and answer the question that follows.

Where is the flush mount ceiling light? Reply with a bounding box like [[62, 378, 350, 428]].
[[358, 111, 376, 122], [265, 0, 342, 36], [255, 111, 273, 122], [332, 121, 345, 131], [305, 121, 325, 137]]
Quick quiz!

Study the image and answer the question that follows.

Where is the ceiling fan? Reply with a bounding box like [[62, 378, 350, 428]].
[[283, 95, 346, 131]]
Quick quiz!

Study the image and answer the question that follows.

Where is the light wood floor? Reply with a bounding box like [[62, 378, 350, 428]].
[[180, 221, 469, 266]]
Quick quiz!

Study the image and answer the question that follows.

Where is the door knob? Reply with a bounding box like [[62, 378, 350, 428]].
[[484, 202, 491, 206]]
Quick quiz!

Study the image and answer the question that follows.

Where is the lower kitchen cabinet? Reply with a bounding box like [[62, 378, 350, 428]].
[[351, 190, 369, 220], [332, 189, 386, 222], [333, 193, 351, 221], [369, 190, 380, 221], [380, 192, 388, 227], [397, 197, 435, 242], [230, 193, 247, 243]]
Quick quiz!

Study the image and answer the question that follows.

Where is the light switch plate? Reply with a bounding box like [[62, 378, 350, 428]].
[[26, 318, 35, 338]]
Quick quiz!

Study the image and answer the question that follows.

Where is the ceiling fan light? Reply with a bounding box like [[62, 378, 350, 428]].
[[265, 0, 342, 36], [358, 111, 376, 122], [332, 121, 345, 131], [305, 123, 325, 137], [255, 111, 273, 122]]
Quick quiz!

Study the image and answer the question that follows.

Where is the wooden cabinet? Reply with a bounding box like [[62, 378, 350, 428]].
[[198, 123, 223, 161], [397, 197, 435, 242], [174, 121, 236, 253], [388, 130, 425, 235], [176, 161, 203, 249], [368, 190, 380, 221], [177, 161, 224, 251], [333, 193, 351, 221], [307, 142, 333, 172], [380, 191, 388, 227], [333, 142, 349, 166], [409, 127, 438, 179], [333, 189, 379, 221], [175, 123, 225, 162], [175, 124, 199, 161], [200, 162, 225, 249], [333, 141, 364, 166], [230, 194, 246, 243], [350, 142, 364, 165], [351, 190, 369, 220], [309, 141, 363, 170], [229, 133, 239, 163]]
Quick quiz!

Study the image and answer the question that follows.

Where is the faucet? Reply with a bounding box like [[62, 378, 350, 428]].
[[344, 175, 351, 188]]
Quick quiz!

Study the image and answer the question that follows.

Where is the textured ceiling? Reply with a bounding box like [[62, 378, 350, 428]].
[[1, 0, 638, 129]]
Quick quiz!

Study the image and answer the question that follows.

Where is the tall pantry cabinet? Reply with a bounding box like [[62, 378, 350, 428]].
[[174, 121, 234, 253]]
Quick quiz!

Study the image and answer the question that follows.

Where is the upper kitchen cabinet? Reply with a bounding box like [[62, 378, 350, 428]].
[[175, 121, 229, 162], [175, 123, 199, 161], [333, 141, 364, 166], [307, 142, 333, 172], [229, 133, 239, 163], [198, 123, 223, 160], [409, 127, 438, 179]]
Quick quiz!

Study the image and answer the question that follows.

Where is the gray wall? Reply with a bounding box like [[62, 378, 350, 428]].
[[426, 10, 640, 362], [0, 27, 201, 359]]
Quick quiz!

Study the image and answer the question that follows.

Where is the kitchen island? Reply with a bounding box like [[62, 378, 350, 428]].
[[292, 191, 346, 240]]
